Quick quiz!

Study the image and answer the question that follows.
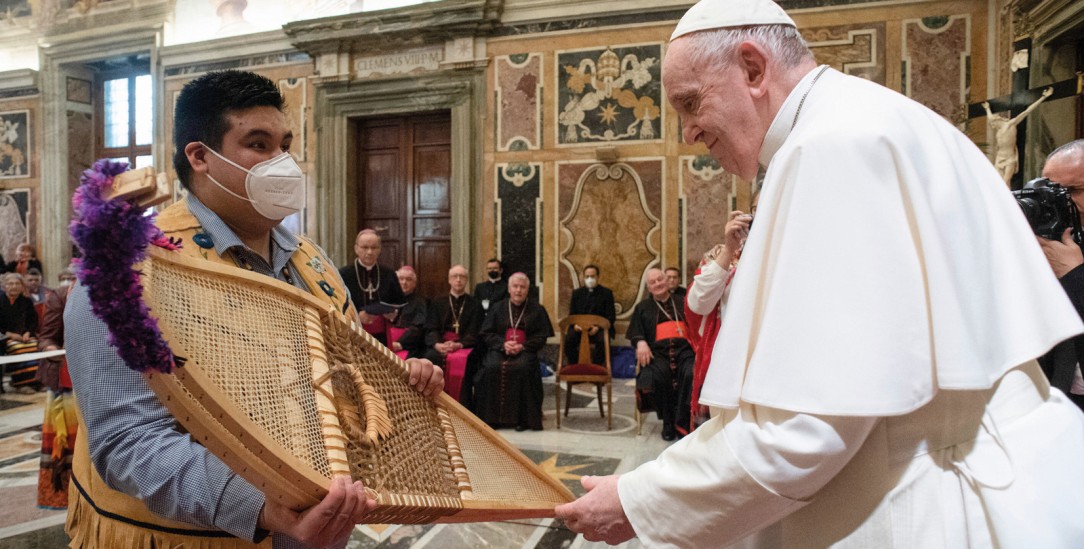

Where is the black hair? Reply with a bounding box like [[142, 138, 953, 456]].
[[665, 267, 681, 274], [486, 258, 502, 269], [584, 264, 600, 276], [172, 70, 284, 188]]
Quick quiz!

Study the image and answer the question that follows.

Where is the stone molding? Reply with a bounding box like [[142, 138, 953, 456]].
[[284, 0, 503, 55]]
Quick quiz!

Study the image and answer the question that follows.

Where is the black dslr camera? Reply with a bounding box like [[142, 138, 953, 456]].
[[1012, 177, 1083, 245]]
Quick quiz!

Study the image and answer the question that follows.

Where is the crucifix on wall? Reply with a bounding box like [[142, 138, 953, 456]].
[[968, 38, 1083, 189]]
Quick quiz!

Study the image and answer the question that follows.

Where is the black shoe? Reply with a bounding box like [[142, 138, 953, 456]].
[[661, 422, 677, 441], [515, 423, 529, 432]]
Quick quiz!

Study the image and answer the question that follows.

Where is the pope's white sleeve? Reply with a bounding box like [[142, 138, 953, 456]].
[[687, 261, 729, 315], [617, 405, 878, 548]]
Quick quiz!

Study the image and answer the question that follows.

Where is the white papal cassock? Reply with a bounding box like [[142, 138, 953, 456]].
[[617, 65, 1084, 548]]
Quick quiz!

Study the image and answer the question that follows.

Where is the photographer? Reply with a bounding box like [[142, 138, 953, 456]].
[[1036, 138, 1084, 411]]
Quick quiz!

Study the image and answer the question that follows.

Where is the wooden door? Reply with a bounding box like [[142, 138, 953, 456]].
[[356, 113, 452, 300]]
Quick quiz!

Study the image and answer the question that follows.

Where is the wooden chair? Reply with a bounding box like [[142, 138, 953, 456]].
[[555, 314, 612, 430]]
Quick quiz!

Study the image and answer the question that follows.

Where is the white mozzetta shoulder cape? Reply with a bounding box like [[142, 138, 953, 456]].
[[700, 67, 1083, 415]]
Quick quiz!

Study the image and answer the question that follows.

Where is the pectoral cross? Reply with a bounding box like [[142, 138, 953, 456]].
[[452, 320, 460, 333], [363, 284, 377, 301]]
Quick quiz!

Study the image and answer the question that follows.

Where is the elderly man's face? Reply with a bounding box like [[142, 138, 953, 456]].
[[397, 271, 416, 294], [354, 233, 381, 266], [3, 278, 23, 298], [448, 267, 468, 294], [508, 276, 529, 305], [663, 38, 764, 181], [1043, 152, 1084, 225], [646, 269, 669, 299]]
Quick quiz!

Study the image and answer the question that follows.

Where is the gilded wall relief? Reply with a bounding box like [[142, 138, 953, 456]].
[[681, 155, 735, 280], [903, 15, 971, 123], [0, 110, 30, 179], [497, 162, 542, 289], [278, 77, 307, 161], [804, 22, 885, 84], [0, 188, 29, 263], [556, 43, 663, 146], [556, 160, 662, 320], [496, 53, 542, 151]]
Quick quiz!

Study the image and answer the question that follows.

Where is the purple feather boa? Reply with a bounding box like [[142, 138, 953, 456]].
[[70, 159, 181, 374]]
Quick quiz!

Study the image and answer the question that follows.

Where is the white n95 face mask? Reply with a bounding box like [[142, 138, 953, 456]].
[[202, 144, 306, 221], [584, 276, 598, 289]]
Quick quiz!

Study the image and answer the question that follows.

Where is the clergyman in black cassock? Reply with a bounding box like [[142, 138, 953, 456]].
[[338, 229, 405, 345], [390, 266, 428, 359], [472, 273, 554, 431], [628, 268, 695, 440], [565, 264, 616, 366]]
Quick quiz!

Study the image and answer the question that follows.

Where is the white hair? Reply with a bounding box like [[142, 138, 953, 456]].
[[682, 24, 814, 72], [1047, 139, 1084, 164]]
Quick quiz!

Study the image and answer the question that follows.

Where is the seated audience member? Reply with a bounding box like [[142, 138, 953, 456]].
[[338, 229, 406, 346], [36, 272, 77, 509], [25, 267, 49, 304], [564, 263, 616, 366], [664, 267, 686, 297], [1036, 138, 1084, 411], [389, 266, 428, 360], [0, 272, 40, 393], [473, 258, 507, 312], [57, 267, 77, 288], [472, 273, 553, 431], [6, 243, 43, 276], [425, 265, 484, 400], [628, 268, 694, 441], [685, 209, 753, 430]]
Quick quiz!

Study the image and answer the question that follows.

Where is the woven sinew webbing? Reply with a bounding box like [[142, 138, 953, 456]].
[[145, 256, 334, 480], [139, 248, 573, 523]]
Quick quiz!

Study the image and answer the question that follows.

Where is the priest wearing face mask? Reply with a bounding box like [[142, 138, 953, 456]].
[[64, 70, 444, 549], [473, 258, 507, 312], [338, 229, 406, 346], [564, 264, 616, 367]]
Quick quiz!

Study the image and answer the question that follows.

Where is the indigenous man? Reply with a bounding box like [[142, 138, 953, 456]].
[[564, 263, 616, 367], [66, 70, 444, 549], [627, 268, 694, 441], [338, 229, 405, 346], [472, 273, 553, 431], [425, 264, 484, 401], [389, 265, 427, 360], [556, 1, 1084, 546], [472, 257, 507, 312]]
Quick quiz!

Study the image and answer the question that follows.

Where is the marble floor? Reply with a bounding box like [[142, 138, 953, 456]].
[[0, 374, 672, 548]]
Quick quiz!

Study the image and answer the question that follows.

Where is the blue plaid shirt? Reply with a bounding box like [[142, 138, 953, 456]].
[[66, 194, 320, 547]]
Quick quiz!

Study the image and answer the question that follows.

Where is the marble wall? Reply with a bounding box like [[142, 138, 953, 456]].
[[485, 0, 991, 336], [0, 93, 41, 266]]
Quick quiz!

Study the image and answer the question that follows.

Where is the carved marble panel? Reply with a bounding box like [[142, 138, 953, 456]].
[[66, 110, 93, 204], [903, 15, 971, 124], [497, 162, 541, 288], [496, 53, 542, 151], [557, 160, 662, 319], [681, 155, 735, 279], [0, 110, 30, 179], [278, 77, 307, 161], [0, 188, 29, 263], [804, 22, 885, 84], [556, 43, 663, 146]]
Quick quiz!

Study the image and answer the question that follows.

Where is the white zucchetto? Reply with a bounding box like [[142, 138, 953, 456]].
[[671, 0, 797, 41]]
